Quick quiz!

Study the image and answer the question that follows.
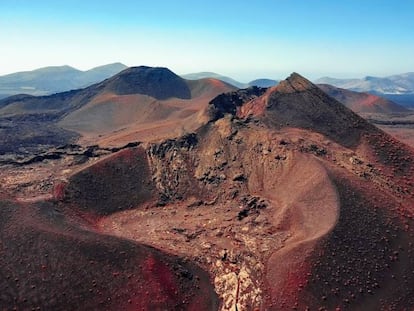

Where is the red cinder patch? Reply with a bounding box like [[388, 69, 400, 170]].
[[52, 182, 66, 200]]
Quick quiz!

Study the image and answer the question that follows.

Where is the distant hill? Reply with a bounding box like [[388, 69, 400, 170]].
[[316, 72, 414, 95], [248, 79, 278, 88], [318, 84, 409, 114], [100, 66, 192, 99], [0, 63, 127, 98], [79, 63, 128, 87], [181, 72, 247, 88]]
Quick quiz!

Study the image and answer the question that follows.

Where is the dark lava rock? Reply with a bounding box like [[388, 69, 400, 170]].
[[208, 86, 267, 121]]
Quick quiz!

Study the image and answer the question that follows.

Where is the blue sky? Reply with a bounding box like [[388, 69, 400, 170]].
[[0, 0, 413, 81]]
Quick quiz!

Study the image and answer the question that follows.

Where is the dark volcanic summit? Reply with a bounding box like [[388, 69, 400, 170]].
[[101, 66, 192, 99]]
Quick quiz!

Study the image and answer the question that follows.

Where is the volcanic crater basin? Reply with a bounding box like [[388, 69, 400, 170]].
[[81, 113, 414, 310], [93, 119, 341, 311], [3, 114, 414, 310]]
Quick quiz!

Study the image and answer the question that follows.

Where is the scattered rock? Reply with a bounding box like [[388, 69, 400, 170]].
[[233, 173, 246, 182]]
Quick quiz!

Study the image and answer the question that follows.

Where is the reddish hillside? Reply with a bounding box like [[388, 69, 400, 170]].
[[318, 83, 409, 113], [0, 200, 218, 311], [213, 73, 371, 147]]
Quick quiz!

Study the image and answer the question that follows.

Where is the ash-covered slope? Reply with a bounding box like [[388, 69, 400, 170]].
[[59, 69, 235, 146]]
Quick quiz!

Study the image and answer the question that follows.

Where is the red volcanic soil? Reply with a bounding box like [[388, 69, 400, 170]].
[[296, 173, 414, 310], [0, 199, 218, 311], [2, 72, 414, 310], [233, 73, 369, 147], [92, 117, 414, 310], [376, 125, 414, 149]]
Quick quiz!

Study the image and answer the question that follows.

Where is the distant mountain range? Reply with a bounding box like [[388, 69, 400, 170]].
[[316, 73, 414, 107], [247, 78, 279, 88], [1, 65, 413, 108], [181, 72, 278, 89], [316, 73, 414, 95], [183, 71, 414, 97], [0, 63, 127, 99], [181, 72, 248, 88], [184, 71, 414, 107]]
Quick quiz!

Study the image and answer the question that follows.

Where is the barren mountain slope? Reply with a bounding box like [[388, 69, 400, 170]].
[[0, 66, 235, 155], [59, 68, 236, 146], [1, 73, 414, 310]]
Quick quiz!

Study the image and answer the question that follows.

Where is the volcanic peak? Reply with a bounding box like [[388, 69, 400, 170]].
[[209, 72, 375, 148], [274, 72, 317, 93], [101, 66, 192, 100]]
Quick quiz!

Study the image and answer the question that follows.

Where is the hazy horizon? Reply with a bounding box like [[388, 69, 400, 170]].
[[1, 0, 413, 81]]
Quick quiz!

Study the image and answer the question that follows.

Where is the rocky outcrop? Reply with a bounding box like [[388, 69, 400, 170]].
[[208, 86, 266, 121], [147, 133, 200, 205], [0, 142, 140, 166]]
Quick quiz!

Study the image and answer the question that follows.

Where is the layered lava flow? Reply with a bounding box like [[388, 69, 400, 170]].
[[1, 72, 414, 310]]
